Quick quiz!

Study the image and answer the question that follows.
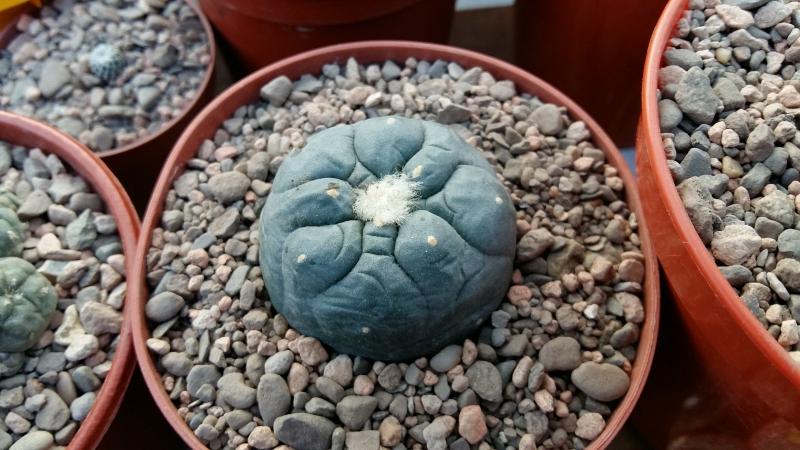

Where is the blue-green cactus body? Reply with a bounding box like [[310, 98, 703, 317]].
[[89, 44, 126, 82], [259, 116, 516, 361], [0, 257, 58, 352], [0, 188, 19, 210], [0, 207, 24, 258]]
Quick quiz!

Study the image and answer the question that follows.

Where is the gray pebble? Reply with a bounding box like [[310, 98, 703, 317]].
[[336, 395, 377, 429], [571, 362, 630, 402], [256, 373, 291, 427], [273, 413, 336, 450]]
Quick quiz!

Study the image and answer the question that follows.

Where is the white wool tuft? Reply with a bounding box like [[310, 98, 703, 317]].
[[353, 173, 420, 227]]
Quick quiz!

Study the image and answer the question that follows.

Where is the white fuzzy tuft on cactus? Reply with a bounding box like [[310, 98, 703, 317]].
[[353, 173, 421, 227]]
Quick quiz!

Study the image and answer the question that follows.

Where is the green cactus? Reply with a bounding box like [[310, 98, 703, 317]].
[[259, 116, 517, 361], [0, 207, 24, 258], [0, 188, 19, 210], [89, 44, 126, 82], [0, 257, 58, 352]]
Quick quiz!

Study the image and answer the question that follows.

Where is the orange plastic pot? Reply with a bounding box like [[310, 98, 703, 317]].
[[514, 0, 667, 147], [131, 41, 660, 449], [638, 0, 800, 448], [0, 1, 217, 212], [197, 0, 455, 72], [0, 111, 139, 450]]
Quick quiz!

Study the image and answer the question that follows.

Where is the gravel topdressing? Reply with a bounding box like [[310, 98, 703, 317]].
[[144, 56, 646, 450], [0, 142, 126, 449], [0, 0, 211, 153], [658, 0, 800, 358]]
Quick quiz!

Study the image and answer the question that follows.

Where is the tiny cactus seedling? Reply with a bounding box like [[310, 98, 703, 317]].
[[0, 257, 57, 352], [259, 116, 517, 361], [0, 207, 24, 257], [89, 44, 126, 82]]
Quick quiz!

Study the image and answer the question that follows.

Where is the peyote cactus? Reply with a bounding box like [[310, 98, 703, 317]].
[[0, 257, 58, 352], [259, 116, 517, 361], [0, 187, 19, 210], [0, 207, 24, 257], [89, 44, 126, 82]]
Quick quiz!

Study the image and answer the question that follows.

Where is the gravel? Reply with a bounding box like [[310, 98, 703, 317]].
[[144, 57, 647, 449], [0, 0, 211, 152], [0, 142, 126, 448], [659, 0, 800, 356]]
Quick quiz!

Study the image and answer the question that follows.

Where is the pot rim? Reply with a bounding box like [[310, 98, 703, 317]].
[[0, 111, 140, 450], [201, 0, 433, 27], [640, 0, 800, 387], [0, 0, 217, 160], [131, 40, 660, 450]]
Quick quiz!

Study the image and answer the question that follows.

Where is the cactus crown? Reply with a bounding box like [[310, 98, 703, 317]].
[[89, 44, 126, 82], [0, 206, 24, 258], [352, 173, 421, 227]]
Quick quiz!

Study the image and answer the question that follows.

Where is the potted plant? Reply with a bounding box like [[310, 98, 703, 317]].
[[132, 41, 659, 450], [0, 0, 217, 210], [198, 0, 455, 72], [0, 111, 139, 450], [638, 0, 800, 444]]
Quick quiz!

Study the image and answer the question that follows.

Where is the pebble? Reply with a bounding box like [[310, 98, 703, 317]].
[[745, 123, 775, 162], [336, 395, 378, 429], [345, 431, 380, 450], [257, 374, 291, 427], [64, 334, 100, 362], [531, 104, 563, 135], [675, 67, 720, 124], [575, 412, 606, 440], [79, 302, 122, 335], [69, 392, 95, 421], [38, 60, 71, 98], [273, 413, 335, 450], [571, 362, 631, 402], [145, 292, 185, 322], [458, 405, 487, 444], [218, 372, 256, 409], [34, 389, 70, 431], [711, 224, 762, 265], [247, 426, 278, 449], [209, 171, 251, 204], [295, 337, 328, 366], [538, 336, 582, 371], [8, 431, 52, 450], [429, 345, 462, 372], [423, 416, 456, 450], [322, 355, 353, 387], [263, 350, 294, 376], [716, 4, 755, 28], [465, 361, 502, 402]]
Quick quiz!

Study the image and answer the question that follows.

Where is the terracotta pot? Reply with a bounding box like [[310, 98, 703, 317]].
[[131, 41, 661, 449], [0, 111, 139, 450], [638, 0, 800, 447], [0, 1, 217, 212], [197, 0, 455, 72], [514, 0, 667, 147]]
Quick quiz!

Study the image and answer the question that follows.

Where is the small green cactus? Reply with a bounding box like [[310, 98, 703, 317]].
[[0, 257, 58, 352], [0, 207, 24, 258], [89, 44, 126, 82]]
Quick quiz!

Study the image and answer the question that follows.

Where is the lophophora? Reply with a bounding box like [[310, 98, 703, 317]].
[[258, 116, 517, 361], [0, 195, 57, 355]]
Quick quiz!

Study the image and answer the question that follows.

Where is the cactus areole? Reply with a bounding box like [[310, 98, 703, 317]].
[[258, 116, 517, 361]]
